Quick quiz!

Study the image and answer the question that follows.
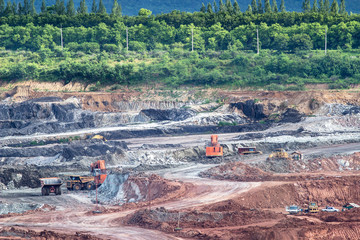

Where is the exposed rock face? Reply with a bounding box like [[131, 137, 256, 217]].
[[280, 108, 304, 123], [139, 108, 196, 121], [0, 166, 43, 188], [0, 140, 127, 164], [230, 100, 267, 120]]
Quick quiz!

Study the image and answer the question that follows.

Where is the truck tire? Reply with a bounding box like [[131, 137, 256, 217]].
[[86, 182, 94, 190], [73, 183, 81, 191], [42, 187, 50, 196], [55, 186, 62, 195]]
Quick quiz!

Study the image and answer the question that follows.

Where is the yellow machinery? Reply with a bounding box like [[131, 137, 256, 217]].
[[307, 202, 319, 213], [92, 135, 107, 141], [268, 148, 290, 159]]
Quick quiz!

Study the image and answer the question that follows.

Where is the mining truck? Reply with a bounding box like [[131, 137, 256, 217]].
[[66, 160, 107, 190], [206, 135, 223, 157], [40, 177, 62, 196], [238, 147, 262, 155], [66, 175, 96, 190]]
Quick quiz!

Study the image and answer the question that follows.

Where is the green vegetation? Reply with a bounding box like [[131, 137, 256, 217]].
[[1, 48, 360, 89], [0, 0, 360, 89], [218, 121, 237, 126]]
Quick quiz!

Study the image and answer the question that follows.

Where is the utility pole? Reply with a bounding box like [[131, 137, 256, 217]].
[[325, 27, 327, 55], [257, 27, 259, 55], [191, 27, 194, 52], [60, 26, 63, 51], [126, 27, 129, 51]]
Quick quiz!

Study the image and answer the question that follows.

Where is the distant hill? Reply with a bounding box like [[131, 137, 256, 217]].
[[15, 0, 360, 16]]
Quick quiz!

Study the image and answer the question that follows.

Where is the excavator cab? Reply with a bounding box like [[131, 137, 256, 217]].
[[90, 160, 107, 185], [206, 135, 223, 157]]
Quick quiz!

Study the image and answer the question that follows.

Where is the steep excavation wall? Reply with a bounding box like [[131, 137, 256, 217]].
[[96, 173, 184, 205]]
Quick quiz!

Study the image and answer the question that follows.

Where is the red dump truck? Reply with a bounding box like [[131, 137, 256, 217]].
[[40, 177, 63, 196]]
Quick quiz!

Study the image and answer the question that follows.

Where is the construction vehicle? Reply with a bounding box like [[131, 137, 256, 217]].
[[206, 135, 223, 157], [92, 135, 107, 141], [90, 160, 107, 185], [305, 202, 319, 213], [66, 175, 96, 190], [238, 147, 262, 155], [40, 177, 62, 196], [268, 148, 290, 159], [66, 160, 107, 190]]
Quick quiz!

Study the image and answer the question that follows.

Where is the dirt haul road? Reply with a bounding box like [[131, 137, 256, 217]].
[[0, 164, 260, 240]]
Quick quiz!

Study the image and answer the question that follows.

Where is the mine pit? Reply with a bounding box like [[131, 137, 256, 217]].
[[2, 90, 360, 239]]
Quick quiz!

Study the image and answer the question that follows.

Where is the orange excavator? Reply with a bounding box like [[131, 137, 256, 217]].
[[90, 160, 107, 185], [206, 135, 223, 157]]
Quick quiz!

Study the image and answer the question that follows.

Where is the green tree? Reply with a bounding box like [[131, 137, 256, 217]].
[[233, 0, 240, 13], [330, 0, 338, 14], [246, 4, 252, 14], [319, 0, 324, 12], [225, 0, 233, 13], [30, 0, 35, 14], [311, 0, 318, 12], [3, 0, 13, 15], [200, 3, 206, 13], [219, 0, 226, 12], [98, 0, 106, 14], [111, 0, 121, 16], [258, 0, 263, 13], [272, 0, 278, 12], [213, 0, 218, 12], [290, 33, 313, 51], [324, 0, 330, 12], [339, 0, 346, 15], [66, 0, 75, 16], [265, 0, 272, 13], [40, 0, 46, 13], [138, 8, 151, 16], [0, 0, 5, 15], [11, 2, 16, 14], [280, 0, 285, 12], [251, 0, 257, 13], [17, 2, 22, 14], [207, 3, 213, 13], [23, 0, 29, 14], [91, 0, 97, 13], [55, 0, 66, 15], [302, 0, 311, 12], [77, 0, 87, 14]]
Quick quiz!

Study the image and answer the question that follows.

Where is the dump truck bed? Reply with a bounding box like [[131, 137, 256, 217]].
[[40, 177, 63, 186]]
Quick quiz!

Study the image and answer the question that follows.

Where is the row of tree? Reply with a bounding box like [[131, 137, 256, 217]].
[[0, 0, 122, 17], [0, 0, 350, 18], [1, 20, 359, 52], [1, 49, 359, 89]]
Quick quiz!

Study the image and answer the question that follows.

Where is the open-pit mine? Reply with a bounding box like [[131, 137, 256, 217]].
[[2, 84, 360, 240]]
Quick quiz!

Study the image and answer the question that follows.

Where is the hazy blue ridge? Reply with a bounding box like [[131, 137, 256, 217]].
[[12, 0, 360, 16]]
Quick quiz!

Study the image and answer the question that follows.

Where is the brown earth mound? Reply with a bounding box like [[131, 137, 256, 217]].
[[124, 206, 284, 232], [0, 227, 101, 240]]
